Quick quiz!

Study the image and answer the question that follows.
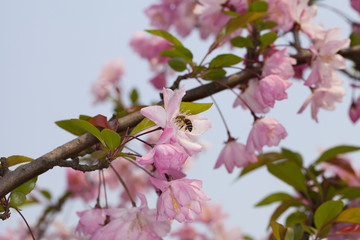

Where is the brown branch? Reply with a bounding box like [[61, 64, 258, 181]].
[[0, 46, 359, 198]]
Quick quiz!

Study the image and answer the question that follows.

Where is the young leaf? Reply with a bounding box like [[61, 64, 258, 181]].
[[9, 192, 26, 208], [260, 32, 277, 47], [217, 12, 265, 41], [249, 1, 268, 12], [161, 46, 193, 62], [131, 117, 156, 135], [230, 36, 253, 48], [239, 152, 284, 177], [71, 119, 105, 146], [316, 145, 360, 164], [91, 150, 108, 159], [258, 20, 277, 30], [168, 57, 187, 72], [12, 176, 37, 195], [130, 88, 139, 105], [270, 220, 287, 240], [6, 155, 34, 167], [281, 148, 303, 166], [180, 102, 213, 115], [286, 211, 307, 226], [336, 207, 360, 224], [101, 129, 121, 151], [314, 200, 343, 230], [146, 29, 183, 46], [202, 68, 226, 80], [338, 187, 360, 199], [270, 198, 303, 224], [209, 54, 243, 68], [255, 192, 293, 207], [267, 160, 307, 193], [350, 32, 360, 47], [55, 120, 87, 136]]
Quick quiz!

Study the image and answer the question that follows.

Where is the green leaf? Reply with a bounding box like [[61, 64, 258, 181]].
[[79, 115, 91, 121], [12, 176, 37, 195], [131, 117, 156, 135], [10, 192, 26, 208], [230, 36, 253, 48], [146, 29, 183, 46], [286, 212, 307, 226], [217, 12, 265, 41], [281, 148, 303, 166], [70, 119, 105, 146], [249, 1, 268, 12], [202, 68, 226, 80], [270, 220, 287, 240], [338, 187, 360, 199], [91, 150, 108, 159], [40, 189, 52, 200], [168, 57, 187, 72], [180, 102, 213, 115], [209, 54, 243, 68], [336, 207, 360, 224], [6, 155, 34, 167], [239, 152, 284, 177], [258, 20, 277, 30], [267, 160, 307, 193], [55, 119, 87, 136], [117, 152, 136, 160], [350, 32, 360, 47], [129, 88, 139, 105], [316, 145, 360, 164], [255, 192, 293, 207], [161, 46, 193, 62], [270, 198, 303, 224], [101, 129, 121, 150], [314, 200, 343, 230], [260, 31, 277, 47]]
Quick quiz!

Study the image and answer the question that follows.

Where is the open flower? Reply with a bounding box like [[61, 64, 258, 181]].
[[150, 177, 210, 223], [141, 86, 211, 155]]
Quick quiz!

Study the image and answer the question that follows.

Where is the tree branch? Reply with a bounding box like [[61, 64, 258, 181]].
[[0, 46, 359, 198]]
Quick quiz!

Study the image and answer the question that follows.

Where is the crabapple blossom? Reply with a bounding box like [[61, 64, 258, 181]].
[[66, 168, 97, 202], [91, 59, 124, 103], [150, 177, 210, 223], [76, 208, 108, 236], [266, 0, 294, 32], [214, 139, 257, 173], [150, 72, 167, 90], [138, 126, 189, 175], [141, 86, 211, 155], [298, 84, 346, 122], [77, 194, 171, 240], [246, 118, 288, 154], [171, 224, 209, 240], [349, 96, 360, 123], [262, 48, 296, 79], [197, 202, 228, 224]]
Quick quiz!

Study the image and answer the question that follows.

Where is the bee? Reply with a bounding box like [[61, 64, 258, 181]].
[[174, 115, 193, 132]]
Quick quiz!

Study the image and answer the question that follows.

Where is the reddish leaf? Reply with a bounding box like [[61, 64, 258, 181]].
[[87, 114, 111, 129], [326, 157, 356, 175], [336, 224, 360, 234]]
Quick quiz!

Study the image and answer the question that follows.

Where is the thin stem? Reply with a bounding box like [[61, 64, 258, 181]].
[[123, 156, 156, 178], [96, 170, 102, 207], [101, 171, 109, 209], [15, 208, 35, 240], [109, 163, 136, 207]]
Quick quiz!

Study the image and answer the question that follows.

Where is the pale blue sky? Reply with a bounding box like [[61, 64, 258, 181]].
[[1, 0, 359, 239]]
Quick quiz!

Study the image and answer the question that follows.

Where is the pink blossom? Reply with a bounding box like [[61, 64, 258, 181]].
[[91, 59, 124, 103], [150, 72, 167, 90], [214, 139, 257, 173], [197, 202, 228, 224], [171, 224, 209, 240], [258, 74, 293, 108], [76, 208, 108, 236], [138, 126, 189, 175], [351, 0, 360, 14], [246, 118, 288, 154], [305, 28, 350, 87], [262, 48, 296, 79], [140, 86, 212, 155], [145, 3, 175, 31], [298, 85, 346, 122], [150, 177, 210, 223], [174, 1, 198, 37], [349, 97, 360, 123], [81, 195, 171, 240], [66, 169, 97, 202], [267, 0, 294, 32]]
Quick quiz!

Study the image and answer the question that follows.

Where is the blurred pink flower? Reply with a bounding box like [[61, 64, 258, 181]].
[[351, 0, 360, 14], [91, 59, 124, 103], [66, 169, 97, 202], [76, 208, 108, 237], [197, 202, 228, 224], [150, 177, 210, 223], [214, 139, 257, 173], [171, 224, 209, 240], [150, 72, 167, 90], [246, 118, 287, 154], [267, 0, 294, 32]]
